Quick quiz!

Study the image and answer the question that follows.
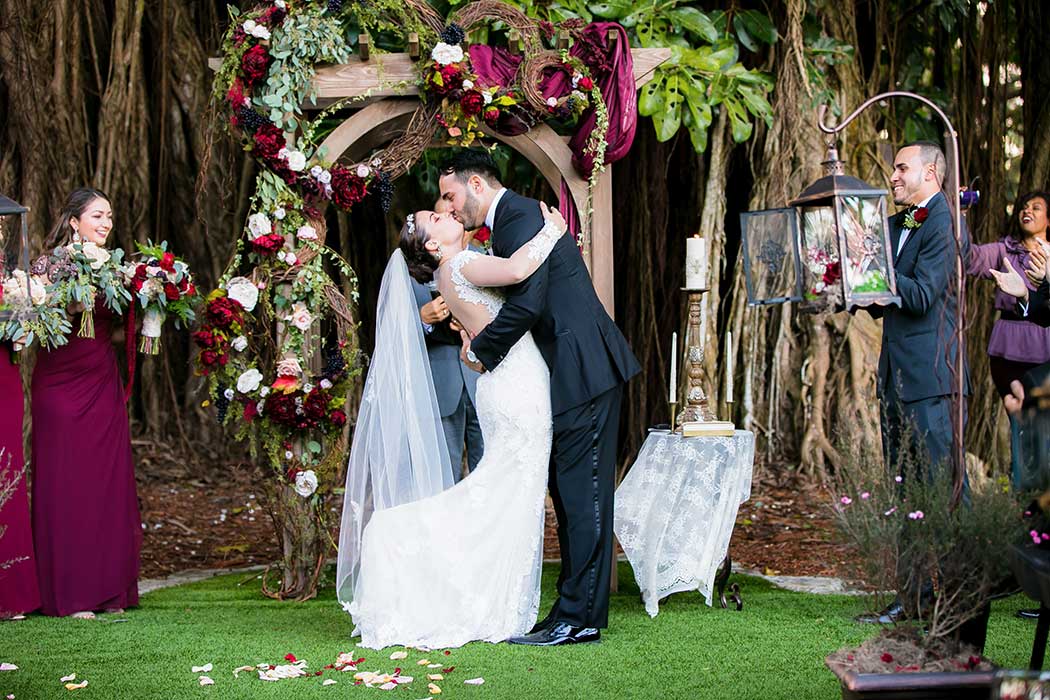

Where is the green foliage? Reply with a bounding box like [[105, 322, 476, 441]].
[[500, 1, 776, 152]]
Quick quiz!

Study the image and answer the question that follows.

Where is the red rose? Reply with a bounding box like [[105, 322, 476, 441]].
[[330, 409, 347, 427], [303, 389, 330, 421], [159, 251, 176, 272], [243, 400, 259, 422], [482, 106, 500, 125], [913, 206, 929, 224], [240, 44, 271, 88], [206, 297, 240, 328], [177, 277, 189, 293], [187, 283, 196, 297], [579, 76, 594, 91], [473, 225, 491, 243], [252, 123, 286, 160], [250, 233, 286, 255], [164, 282, 180, 301], [263, 392, 298, 426], [260, 5, 287, 25], [822, 260, 841, 286], [330, 167, 367, 210], [132, 277, 145, 292], [199, 349, 219, 366], [227, 78, 248, 109], [135, 263, 148, 279], [460, 90, 484, 117], [193, 330, 216, 348]]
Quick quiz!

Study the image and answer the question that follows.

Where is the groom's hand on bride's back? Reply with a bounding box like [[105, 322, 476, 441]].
[[460, 330, 485, 373]]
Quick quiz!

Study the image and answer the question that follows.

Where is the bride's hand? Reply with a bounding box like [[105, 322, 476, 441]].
[[539, 202, 567, 236]]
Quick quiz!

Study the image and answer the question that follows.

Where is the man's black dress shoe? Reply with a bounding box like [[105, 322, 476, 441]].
[[508, 622, 600, 646], [1018, 608, 1042, 620], [528, 609, 558, 634], [855, 599, 908, 624]]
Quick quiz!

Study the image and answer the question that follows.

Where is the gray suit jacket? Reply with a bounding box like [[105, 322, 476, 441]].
[[876, 191, 971, 402], [412, 277, 479, 417]]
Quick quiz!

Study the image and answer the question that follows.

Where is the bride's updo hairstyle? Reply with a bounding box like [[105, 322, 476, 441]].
[[399, 214, 438, 284]]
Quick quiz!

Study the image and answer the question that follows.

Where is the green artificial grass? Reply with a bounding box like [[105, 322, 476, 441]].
[[0, 563, 1036, 700]]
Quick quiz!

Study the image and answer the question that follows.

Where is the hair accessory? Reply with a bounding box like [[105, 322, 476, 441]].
[[405, 213, 415, 236]]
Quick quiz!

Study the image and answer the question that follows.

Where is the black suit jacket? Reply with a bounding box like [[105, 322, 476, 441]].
[[876, 191, 971, 402], [469, 191, 640, 415], [1022, 280, 1050, 327]]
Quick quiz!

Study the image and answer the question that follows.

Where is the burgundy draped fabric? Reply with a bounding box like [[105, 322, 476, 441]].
[[469, 23, 637, 232]]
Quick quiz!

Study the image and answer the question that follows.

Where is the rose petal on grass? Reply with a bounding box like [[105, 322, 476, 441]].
[[379, 682, 398, 690], [284, 653, 297, 663], [0, 664, 17, 672], [322, 679, 337, 686], [233, 665, 255, 677], [443, 650, 451, 656], [390, 651, 408, 660], [192, 664, 213, 673], [427, 664, 442, 669], [428, 682, 442, 694], [442, 666, 455, 674], [464, 677, 485, 685], [396, 676, 414, 684], [428, 674, 444, 681], [417, 659, 430, 665], [60, 674, 76, 683], [64, 681, 88, 691], [199, 676, 215, 686]]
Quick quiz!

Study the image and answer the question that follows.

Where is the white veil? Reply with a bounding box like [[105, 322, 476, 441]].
[[336, 250, 455, 614]]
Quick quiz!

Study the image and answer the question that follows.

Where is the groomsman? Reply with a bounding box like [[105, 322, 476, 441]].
[[411, 199, 484, 478], [858, 140, 971, 624]]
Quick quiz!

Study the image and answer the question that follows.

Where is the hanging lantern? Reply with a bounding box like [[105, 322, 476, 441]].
[[0, 194, 33, 322], [740, 143, 901, 312]]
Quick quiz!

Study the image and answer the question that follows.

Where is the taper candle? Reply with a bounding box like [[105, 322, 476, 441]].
[[725, 330, 734, 403], [669, 331, 678, 403]]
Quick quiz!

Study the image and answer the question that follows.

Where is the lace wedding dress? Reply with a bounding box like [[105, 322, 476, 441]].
[[344, 233, 559, 649]]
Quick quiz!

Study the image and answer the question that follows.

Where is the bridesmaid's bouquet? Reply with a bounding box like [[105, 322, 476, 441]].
[[44, 241, 131, 338], [0, 269, 72, 350], [124, 241, 198, 354]]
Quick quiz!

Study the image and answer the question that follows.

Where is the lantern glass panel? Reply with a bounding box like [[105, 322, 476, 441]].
[[739, 208, 803, 305], [0, 209, 32, 321], [836, 195, 895, 306], [798, 204, 843, 308]]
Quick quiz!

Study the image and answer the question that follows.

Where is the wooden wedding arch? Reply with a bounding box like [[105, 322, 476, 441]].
[[213, 42, 669, 316]]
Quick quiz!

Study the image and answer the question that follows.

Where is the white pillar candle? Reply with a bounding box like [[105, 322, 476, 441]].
[[669, 331, 677, 404], [685, 236, 706, 289], [725, 330, 734, 403]]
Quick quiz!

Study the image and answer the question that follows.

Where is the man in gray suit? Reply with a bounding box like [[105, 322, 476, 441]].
[[858, 140, 971, 624], [412, 200, 484, 479]]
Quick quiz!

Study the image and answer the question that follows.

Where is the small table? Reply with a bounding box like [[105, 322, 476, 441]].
[[614, 429, 755, 617], [1009, 543, 1050, 670]]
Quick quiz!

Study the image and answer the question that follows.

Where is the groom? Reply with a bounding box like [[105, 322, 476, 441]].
[[439, 150, 640, 645]]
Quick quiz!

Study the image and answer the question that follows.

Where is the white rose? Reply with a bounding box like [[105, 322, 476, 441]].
[[247, 213, 272, 240], [286, 302, 313, 331], [276, 251, 286, 263], [430, 42, 464, 66], [286, 150, 307, 172], [243, 19, 257, 33], [276, 357, 302, 378], [296, 225, 317, 241], [320, 378, 333, 390], [259, 386, 271, 397], [317, 169, 331, 185], [462, 79, 474, 90], [310, 165, 323, 178], [3, 271, 46, 306], [231, 336, 248, 352], [275, 0, 285, 7], [225, 276, 259, 312], [546, 97, 558, 107], [285, 450, 294, 460], [302, 382, 314, 394], [141, 277, 164, 299], [250, 24, 271, 40], [223, 388, 235, 401], [284, 253, 297, 266], [355, 164, 370, 178], [273, 207, 286, 220], [294, 470, 318, 498], [237, 368, 264, 394], [482, 90, 493, 104], [79, 241, 111, 270]]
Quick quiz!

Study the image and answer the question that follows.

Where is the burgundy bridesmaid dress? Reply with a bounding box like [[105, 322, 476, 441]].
[[0, 345, 40, 617], [31, 303, 141, 616]]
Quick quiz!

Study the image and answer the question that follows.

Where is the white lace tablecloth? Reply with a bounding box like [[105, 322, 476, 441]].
[[614, 429, 755, 617]]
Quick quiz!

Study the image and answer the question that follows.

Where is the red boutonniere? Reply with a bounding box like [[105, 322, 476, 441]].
[[472, 225, 492, 250], [904, 206, 929, 229]]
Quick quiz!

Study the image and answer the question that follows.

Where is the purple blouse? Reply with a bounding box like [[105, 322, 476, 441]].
[[967, 237, 1050, 363]]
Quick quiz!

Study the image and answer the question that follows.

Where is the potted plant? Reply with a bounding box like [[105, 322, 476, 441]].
[[826, 435, 1022, 699]]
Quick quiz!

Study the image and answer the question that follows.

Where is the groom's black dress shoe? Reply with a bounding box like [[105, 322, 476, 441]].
[[855, 599, 908, 624], [528, 611, 556, 635], [508, 622, 600, 646]]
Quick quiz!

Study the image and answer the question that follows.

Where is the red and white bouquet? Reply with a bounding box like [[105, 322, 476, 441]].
[[125, 241, 198, 354]]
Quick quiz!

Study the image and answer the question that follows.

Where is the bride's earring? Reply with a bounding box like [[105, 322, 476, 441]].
[[432, 246, 443, 261], [71, 226, 81, 243]]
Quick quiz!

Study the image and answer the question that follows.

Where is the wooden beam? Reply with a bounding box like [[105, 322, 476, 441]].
[[358, 33, 370, 61], [208, 49, 670, 107], [556, 31, 570, 50], [508, 30, 521, 56], [407, 32, 420, 60], [590, 163, 615, 317]]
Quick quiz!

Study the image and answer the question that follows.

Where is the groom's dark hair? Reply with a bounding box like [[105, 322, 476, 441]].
[[439, 150, 502, 187]]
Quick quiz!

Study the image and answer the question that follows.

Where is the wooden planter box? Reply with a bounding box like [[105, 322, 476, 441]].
[[827, 659, 996, 700]]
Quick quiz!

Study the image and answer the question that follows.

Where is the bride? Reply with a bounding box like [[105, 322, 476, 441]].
[[336, 201, 567, 649]]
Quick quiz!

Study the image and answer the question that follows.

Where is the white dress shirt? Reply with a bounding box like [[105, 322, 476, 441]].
[[484, 187, 507, 231], [896, 192, 936, 257]]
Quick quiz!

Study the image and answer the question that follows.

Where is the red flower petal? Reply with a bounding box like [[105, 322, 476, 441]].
[[442, 666, 455, 674], [284, 653, 297, 662], [444, 650, 451, 656], [881, 653, 893, 663]]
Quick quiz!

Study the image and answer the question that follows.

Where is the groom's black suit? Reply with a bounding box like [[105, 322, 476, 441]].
[[469, 190, 640, 629]]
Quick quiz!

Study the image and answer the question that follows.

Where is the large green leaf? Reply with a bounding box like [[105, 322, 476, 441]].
[[732, 15, 758, 52], [737, 84, 774, 127], [587, 0, 633, 20], [725, 100, 753, 142], [652, 74, 683, 141], [681, 88, 713, 152], [666, 7, 719, 43], [638, 78, 667, 117], [736, 9, 777, 46]]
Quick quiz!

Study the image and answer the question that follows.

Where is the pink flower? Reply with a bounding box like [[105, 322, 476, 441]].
[[908, 510, 924, 520], [840, 496, 852, 505], [1032, 530, 1042, 545], [894, 475, 903, 483], [860, 492, 870, 500], [883, 507, 897, 516]]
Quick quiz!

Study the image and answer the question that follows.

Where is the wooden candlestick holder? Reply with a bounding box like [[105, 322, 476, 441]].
[[676, 288, 716, 429]]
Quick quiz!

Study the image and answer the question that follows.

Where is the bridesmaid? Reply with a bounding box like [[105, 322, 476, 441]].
[[0, 341, 40, 620], [31, 187, 141, 618]]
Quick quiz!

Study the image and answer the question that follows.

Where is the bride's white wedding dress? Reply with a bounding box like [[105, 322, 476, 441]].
[[340, 226, 561, 649]]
